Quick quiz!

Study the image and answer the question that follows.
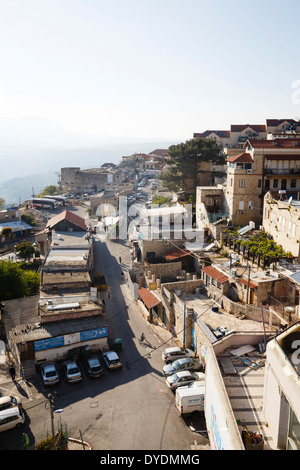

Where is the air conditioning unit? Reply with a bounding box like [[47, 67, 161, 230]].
[[247, 169, 253, 174]]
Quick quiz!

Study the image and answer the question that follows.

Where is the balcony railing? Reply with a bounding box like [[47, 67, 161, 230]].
[[264, 168, 300, 175]]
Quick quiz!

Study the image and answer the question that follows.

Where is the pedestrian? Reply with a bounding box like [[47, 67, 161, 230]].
[[9, 365, 15, 381], [119, 256, 122, 263], [121, 271, 124, 280], [102, 298, 105, 306], [108, 290, 111, 299]]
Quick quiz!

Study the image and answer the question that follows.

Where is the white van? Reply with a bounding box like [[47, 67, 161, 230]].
[[0, 407, 25, 432], [0, 396, 22, 412], [175, 383, 205, 417]]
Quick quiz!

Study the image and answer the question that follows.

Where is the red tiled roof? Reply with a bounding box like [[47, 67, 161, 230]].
[[231, 124, 266, 133], [202, 266, 229, 284], [247, 139, 300, 149], [164, 248, 192, 261], [266, 119, 298, 127], [46, 210, 87, 231], [226, 153, 253, 163], [240, 278, 258, 289], [137, 287, 161, 309], [194, 130, 230, 139]]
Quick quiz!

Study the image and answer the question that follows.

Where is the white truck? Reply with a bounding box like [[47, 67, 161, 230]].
[[175, 375, 205, 417]]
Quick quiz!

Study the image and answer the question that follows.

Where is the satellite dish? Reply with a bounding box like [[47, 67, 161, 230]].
[[288, 197, 293, 204]]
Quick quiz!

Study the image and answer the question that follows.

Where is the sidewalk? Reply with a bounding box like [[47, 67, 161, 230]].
[[147, 320, 181, 349]]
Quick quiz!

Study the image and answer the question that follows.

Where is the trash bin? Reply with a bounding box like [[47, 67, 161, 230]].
[[113, 338, 123, 352]]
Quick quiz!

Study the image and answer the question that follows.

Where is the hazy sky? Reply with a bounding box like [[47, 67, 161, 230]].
[[1, 0, 300, 143]]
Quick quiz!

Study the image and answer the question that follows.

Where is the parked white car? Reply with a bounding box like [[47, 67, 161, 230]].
[[0, 407, 25, 432], [102, 351, 122, 370], [0, 396, 22, 412]]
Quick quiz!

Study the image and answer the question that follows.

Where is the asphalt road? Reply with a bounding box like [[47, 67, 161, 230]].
[[0, 205, 206, 451]]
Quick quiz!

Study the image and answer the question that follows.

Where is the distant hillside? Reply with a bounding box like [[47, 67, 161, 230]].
[[0, 172, 58, 207], [0, 141, 176, 183], [0, 140, 177, 206]]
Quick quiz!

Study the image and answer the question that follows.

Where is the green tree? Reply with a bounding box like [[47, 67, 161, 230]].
[[38, 185, 62, 197], [159, 137, 224, 194], [151, 195, 172, 206], [1, 227, 12, 240], [16, 242, 35, 261], [0, 261, 40, 300], [0, 261, 26, 300], [21, 214, 36, 227], [22, 270, 40, 295]]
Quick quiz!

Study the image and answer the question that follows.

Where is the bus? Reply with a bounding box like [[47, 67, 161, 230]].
[[32, 198, 59, 209], [44, 195, 67, 206]]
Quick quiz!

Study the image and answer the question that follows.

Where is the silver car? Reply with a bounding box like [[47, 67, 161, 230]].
[[163, 357, 204, 377], [41, 362, 60, 386], [162, 346, 197, 364], [166, 371, 203, 391], [64, 361, 82, 383], [86, 357, 104, 378]]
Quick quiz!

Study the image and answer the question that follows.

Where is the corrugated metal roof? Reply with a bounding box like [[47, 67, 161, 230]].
[[0, 221, 33, 232], [11, 316, 107, 344]]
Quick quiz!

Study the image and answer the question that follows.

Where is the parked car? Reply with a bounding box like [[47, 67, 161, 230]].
[[102, 351, 122, 370], [64, 361, 82, 383], [163, 357, 204, 377], [0, 396, 22, 412], [40, 362, 60, 386], [0, 407, 25, 432], [166, 371, 204, 391], [162, 346, 197, 364], [86, 357, 104, 378]]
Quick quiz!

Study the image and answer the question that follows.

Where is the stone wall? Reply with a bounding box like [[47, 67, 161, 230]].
[[144, 261, 182, 281]]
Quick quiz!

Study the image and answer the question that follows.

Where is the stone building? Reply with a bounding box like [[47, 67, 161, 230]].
[[61, 166, 117, 194], [262, 191, 300, 259]]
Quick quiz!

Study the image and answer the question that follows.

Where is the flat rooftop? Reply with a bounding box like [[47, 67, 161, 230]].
[[217, 344, 277, 450], [182, 293, 276, 334]]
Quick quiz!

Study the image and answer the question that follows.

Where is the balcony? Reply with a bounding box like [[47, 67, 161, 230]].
[[264, 168, 300, 175]]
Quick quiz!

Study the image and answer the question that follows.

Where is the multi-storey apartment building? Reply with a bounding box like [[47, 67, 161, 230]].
[[266, 119, 300, 138], [193, 124, 266, 151], [224, 138, 300, 227], [262, 191, 300, 258]]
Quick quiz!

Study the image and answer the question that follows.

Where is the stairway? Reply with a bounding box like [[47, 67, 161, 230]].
[[21, 359, 37, 380]]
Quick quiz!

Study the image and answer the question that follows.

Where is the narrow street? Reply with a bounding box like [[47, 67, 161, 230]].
[[0, 202, 207, 451]]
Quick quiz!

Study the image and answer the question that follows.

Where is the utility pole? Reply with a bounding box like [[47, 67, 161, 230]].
[[246, 264, 251, 305], [47, 393, 57, 450]]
